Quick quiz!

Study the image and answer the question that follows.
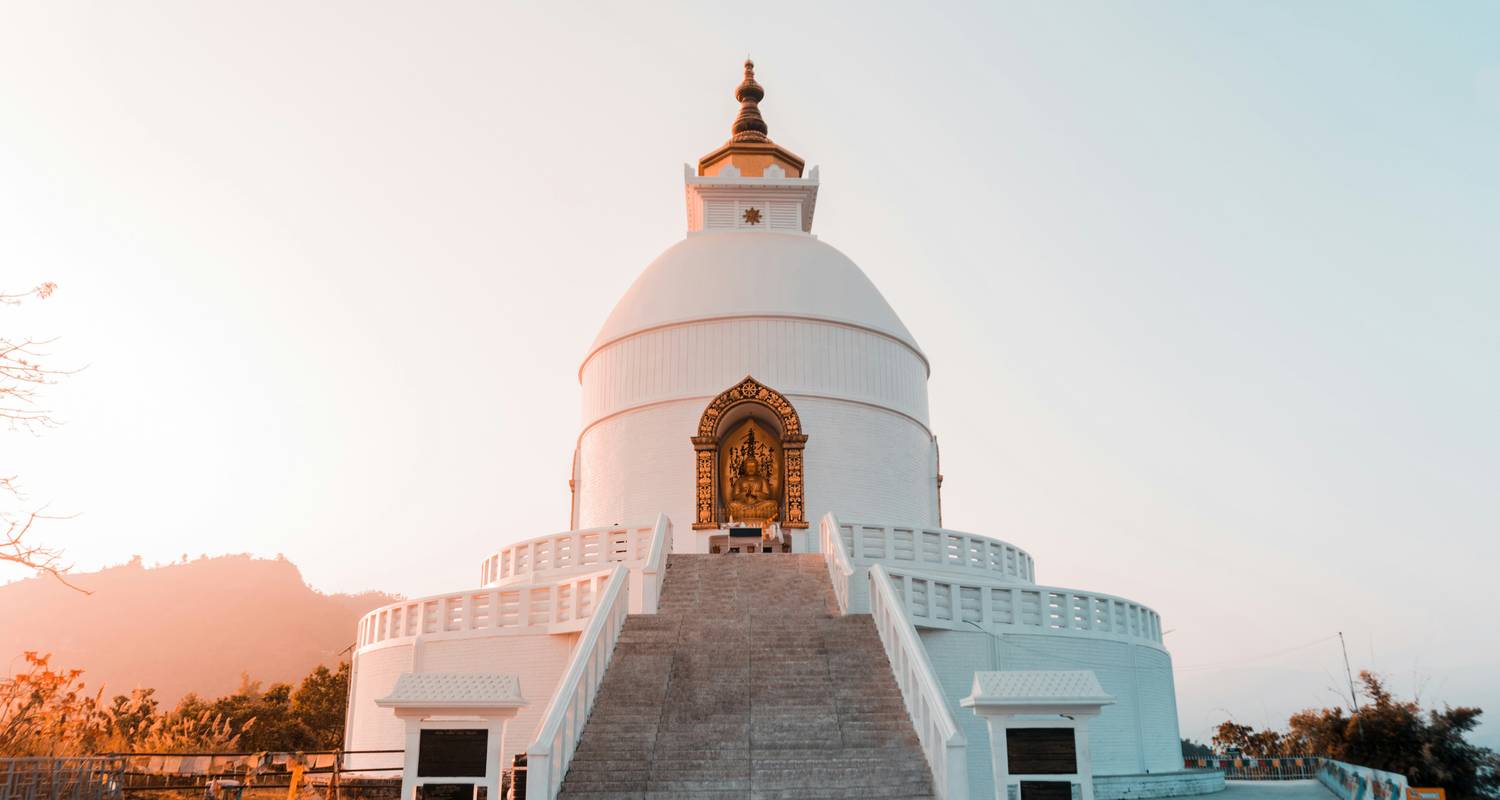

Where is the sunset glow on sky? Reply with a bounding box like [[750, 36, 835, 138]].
[[3, 2, 1497, 747]]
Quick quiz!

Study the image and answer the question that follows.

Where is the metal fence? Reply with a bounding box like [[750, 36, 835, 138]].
[[0, 757, 126, 800], [1185, 756, 1322, 780], [0, 750, 403, 800]]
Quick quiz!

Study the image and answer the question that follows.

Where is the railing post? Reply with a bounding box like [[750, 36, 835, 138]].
[[524, 750, 550, 800], [945, 738, 969, 800]]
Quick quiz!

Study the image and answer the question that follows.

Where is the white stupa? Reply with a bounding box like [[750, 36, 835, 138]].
[[345, 61, 1214, 800]]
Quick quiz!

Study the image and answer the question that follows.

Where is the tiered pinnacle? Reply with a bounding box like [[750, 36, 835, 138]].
[[731, 59, 770, 142], [697, 59, 805, 178]]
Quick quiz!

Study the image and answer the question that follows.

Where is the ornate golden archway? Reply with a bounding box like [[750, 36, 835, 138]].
[[691, 376, 808, 530]]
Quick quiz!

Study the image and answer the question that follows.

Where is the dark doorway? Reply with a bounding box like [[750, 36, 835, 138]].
[[1007, 727, 1077, 775], [1020, 780, 1074, 800]]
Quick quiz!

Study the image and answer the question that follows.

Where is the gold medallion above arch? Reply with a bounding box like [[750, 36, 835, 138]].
[[691, 376, 808, 530]]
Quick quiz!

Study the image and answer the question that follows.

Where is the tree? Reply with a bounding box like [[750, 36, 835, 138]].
[[1212, 720, 1285, 757], [292, 661, 350, 750], [0, 654, 351, 756], [1182, 738, 1213, 757], [2, 282, 79, 587], [1213, 671, 1500, 800], [0, 651, 114, 756]]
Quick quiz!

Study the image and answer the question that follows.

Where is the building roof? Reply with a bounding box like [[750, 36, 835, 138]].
[[376, 673, 525, 709], [964, 670, 1116, 707], [587, 231, 922, 358]]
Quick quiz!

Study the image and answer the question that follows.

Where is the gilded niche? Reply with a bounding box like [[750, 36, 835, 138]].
[[692, 375, 808, 530], [721, 420, 781, 526]]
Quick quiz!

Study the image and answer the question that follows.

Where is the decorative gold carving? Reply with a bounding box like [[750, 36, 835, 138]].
[[692, 376, 807, 530], [696, 376, 802, 438], [742, 207, 762, 225], [784, 446, 804, 525], [694, 449, 715, 527]]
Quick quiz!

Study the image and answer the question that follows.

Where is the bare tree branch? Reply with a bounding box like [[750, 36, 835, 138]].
[[2, 282, 85, 592]]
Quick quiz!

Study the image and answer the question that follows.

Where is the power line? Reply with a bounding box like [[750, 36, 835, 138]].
[[1174, 634, 1342, 673]]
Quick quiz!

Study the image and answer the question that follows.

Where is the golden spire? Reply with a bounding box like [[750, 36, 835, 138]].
[[731, 59, 770, 143], [697, 59, 805, 178]]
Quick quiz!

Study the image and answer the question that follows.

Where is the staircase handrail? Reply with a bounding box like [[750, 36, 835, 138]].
[[820, 511, 855, 614], [524, 564, 631, 800], [639, 513, 671, 614], [867, 563, 968, 800]]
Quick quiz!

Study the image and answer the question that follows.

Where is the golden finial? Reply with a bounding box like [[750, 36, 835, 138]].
[[696, 58, 804, 178], [732, 58, 770, 143]]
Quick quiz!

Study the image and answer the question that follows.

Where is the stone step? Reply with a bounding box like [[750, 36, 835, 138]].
[[558, 555, 932, 799], [750, 790, 934, 800]]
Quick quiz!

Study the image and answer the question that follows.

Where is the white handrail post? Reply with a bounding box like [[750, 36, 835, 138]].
[[820, 512, 855, 615], [866, 564, 967, 800], [524, 748, 551, 800], [642, 512, 671, 614], [524, 564, 630, 800]]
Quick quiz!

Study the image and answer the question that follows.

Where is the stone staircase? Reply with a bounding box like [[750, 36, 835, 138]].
[[557, 554, 935, 800]]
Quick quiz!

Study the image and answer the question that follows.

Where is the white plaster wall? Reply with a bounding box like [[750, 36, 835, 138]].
[[580, 317, 930, 428], [344, 632, 579, 772], [345, 644, 413, 770], [918, 628, 1184, 796], [917, 629, 1001, 799], [575, 394, 937, 533], [1095, 771, 1225, 800]]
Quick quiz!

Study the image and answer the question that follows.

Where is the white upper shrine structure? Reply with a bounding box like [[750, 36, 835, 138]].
[[345, 62, 1216, 800]]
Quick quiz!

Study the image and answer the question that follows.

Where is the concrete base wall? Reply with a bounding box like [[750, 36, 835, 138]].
[[344, 631, 579, 772], [1095, 771, 1225, 800], [919, 628, 1186, 798]]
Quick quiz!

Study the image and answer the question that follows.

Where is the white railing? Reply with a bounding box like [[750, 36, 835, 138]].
[[629, 514, 671, 615], [480, 521, 659, 587], [525, 565, 631, 800], [840, 519, 1035, 584], [883, 568, 1164, 645], [868, 564, 968, 800], [821, 513, 855, 614], [356, 569, 614, 650]]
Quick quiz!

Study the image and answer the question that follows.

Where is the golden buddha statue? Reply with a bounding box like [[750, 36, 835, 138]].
[[727, 455, 779, 524], [722, 422, 781, 526]]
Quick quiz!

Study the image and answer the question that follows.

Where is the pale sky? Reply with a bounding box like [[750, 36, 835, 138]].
[[3, 2, 1497, 748]]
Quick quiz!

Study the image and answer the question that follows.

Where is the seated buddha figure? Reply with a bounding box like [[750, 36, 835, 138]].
[[727, 456, 779, 524]]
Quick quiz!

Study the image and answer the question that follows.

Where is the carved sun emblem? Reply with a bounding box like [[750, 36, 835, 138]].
[[742, 207, 762, 225]]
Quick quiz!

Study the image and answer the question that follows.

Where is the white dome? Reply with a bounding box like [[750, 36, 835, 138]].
[[588, 231, 922, 358]]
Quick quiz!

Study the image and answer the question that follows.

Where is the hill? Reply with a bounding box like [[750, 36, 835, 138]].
[[1, 554, 397, 704]]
